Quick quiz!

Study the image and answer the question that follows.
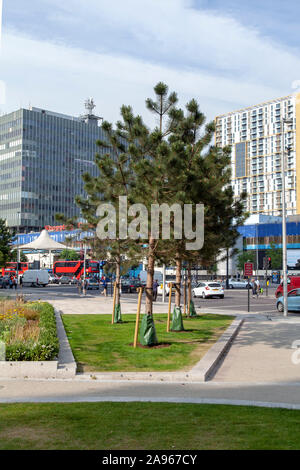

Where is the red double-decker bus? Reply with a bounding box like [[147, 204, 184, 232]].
[[1, 262, 29, 277], [53, 260, 100, 280]]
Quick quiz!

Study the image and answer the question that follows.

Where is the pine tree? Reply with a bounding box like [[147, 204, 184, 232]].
[[0, 219, 16, 267], [157, 98, 247, 324], [120, 84, 247, 325], [75, 119, 141, 322]]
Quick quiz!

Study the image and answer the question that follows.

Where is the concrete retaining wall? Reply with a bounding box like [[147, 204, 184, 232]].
[[0, 361, 58, 379]]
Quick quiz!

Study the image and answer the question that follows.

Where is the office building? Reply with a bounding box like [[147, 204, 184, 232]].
[[215, 93, 300, 216], [0, 99, 104, 231]]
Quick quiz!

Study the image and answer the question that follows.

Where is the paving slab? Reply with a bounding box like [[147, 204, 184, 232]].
[[213, 318, 300, 383]]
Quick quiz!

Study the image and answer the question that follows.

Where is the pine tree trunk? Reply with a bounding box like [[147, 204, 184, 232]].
[[145, 237, 155, 315], [175, 254, 181, 307], [116, 256, 120, 305], [187, 263, 191, 312]]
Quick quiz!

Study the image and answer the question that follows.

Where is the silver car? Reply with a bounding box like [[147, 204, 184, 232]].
[[228, 279, 251, 289]]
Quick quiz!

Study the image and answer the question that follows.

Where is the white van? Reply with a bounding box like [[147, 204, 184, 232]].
[[22, 270, 49, 287], [139, 270, 163, 285]]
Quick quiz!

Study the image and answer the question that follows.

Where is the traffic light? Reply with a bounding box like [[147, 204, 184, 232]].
[[268, 257, 272, 269]]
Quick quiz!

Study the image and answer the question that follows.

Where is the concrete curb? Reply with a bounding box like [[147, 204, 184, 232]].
[[55, 309, 77, 378], [2, 396, 300, 410], [189, 318, 244, 380]]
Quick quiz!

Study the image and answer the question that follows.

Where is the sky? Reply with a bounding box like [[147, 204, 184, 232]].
[[0, 0, 300, 125]]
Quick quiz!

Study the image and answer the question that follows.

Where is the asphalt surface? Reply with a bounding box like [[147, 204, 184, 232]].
[[1, 284, 279, 314]]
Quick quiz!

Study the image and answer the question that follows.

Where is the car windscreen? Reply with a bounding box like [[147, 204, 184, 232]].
[[208, 283, 221, 287]]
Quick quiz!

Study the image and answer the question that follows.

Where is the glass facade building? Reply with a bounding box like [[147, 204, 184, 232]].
[[0, 106, 104, 231]]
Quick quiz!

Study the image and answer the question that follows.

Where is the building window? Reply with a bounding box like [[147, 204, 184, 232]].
[[236, 142, 246, 178]]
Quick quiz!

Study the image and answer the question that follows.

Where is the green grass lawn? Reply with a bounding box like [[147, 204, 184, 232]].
[[62, 314, 234, 372], [1, 402, 300, 450]]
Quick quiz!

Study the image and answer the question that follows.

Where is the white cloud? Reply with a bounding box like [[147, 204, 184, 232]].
[[0, 0, 299, 122], [37, 0, 300, 85], [0, 29, 289, 124]]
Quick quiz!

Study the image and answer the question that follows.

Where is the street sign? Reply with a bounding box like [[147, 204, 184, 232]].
[[244, 262, 254, 277]]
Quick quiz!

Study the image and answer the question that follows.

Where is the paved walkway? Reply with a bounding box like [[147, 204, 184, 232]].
[[47, 295, 276, 317], [2, 378, 300, 408], [213, 317, 300, 383], [51, 296, 171, 314]]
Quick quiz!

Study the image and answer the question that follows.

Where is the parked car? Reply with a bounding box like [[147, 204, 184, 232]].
[[275, 276, 300, 298], [157, 282, 176, 296], [86, 278, 100, 290], [227, 278, 251, 289], [121, 279, 141, 293], [193, 281, 224, 299], [157, 283, 169, 296], [58, 275, 73, 285], [277, 289, 300, 312], [48, 274, 59, 284]]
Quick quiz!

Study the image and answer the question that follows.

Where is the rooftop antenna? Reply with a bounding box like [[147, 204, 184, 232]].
[[81, 98, 103, 126], [85, 98, 96, 115]]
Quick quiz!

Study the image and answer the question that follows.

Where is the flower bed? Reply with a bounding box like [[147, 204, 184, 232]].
[[0, 301, 59, 361]]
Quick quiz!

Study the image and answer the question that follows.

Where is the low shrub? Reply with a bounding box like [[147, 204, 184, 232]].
[[4, 303, 59, 361]]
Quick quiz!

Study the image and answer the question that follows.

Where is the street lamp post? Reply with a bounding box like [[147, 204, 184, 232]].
[[162, 264, 166, 303], [226, 248, 229, 289], [83, 245, 87, 281], [281, 117, 293, 318], [256, 223, 259, 277]]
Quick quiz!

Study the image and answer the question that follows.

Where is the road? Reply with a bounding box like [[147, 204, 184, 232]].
[[1, 284, 278, 314]]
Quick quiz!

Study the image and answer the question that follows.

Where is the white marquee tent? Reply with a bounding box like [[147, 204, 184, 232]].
[[18, 229, 67, 271], [19, 229, 67, 251]]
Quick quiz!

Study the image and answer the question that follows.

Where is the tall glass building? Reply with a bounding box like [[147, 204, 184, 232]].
[[0, 103, 104, 232]]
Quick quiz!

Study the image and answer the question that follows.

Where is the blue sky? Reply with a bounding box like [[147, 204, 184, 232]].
[[1, 0, 300, 124]]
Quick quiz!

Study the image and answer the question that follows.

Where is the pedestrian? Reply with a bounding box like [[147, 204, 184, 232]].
[[153, 279, 159, 301], [77, 278, 82, 295], [36, 277, 40, 288], [251, 278, 257, 298], [102, 276, 108, 297], [9, 277, 13, 289], [19, 275, 23, 289], [255, 278, 260, 297], [82, 277, 87, 296], [13, 277, 17, 290]]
